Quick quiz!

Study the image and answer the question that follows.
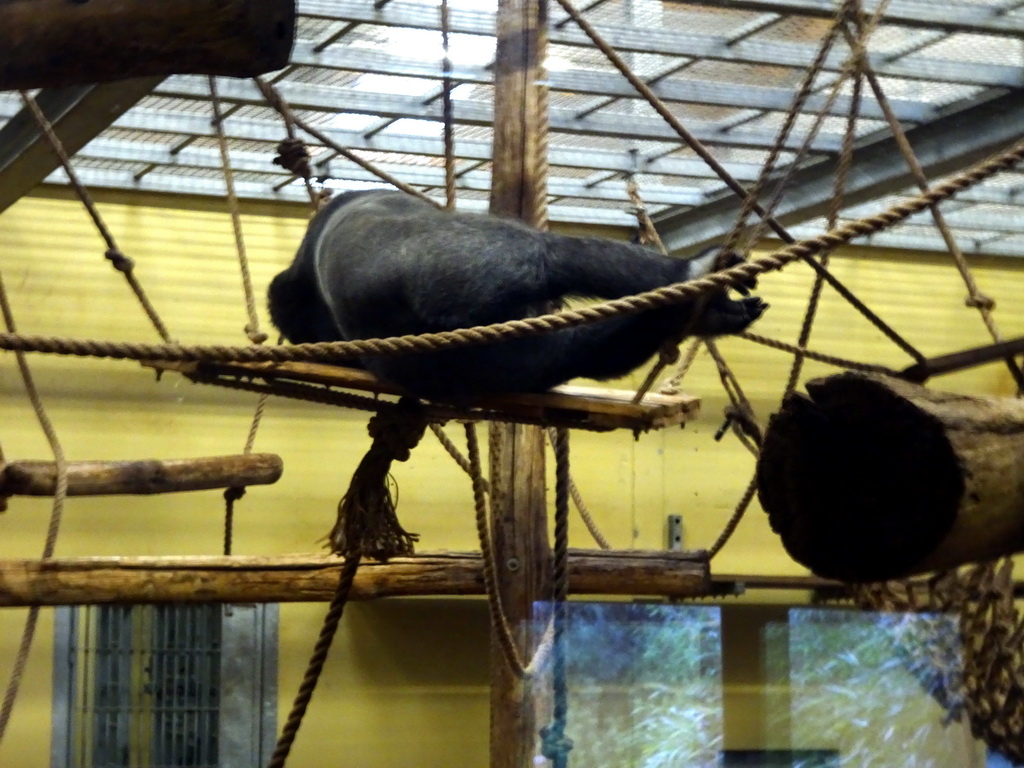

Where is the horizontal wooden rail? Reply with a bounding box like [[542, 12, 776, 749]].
[[0, 454, 283, 498], [0, 549, 709, 606]]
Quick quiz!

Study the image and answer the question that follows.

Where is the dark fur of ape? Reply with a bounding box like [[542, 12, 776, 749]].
[[268, 190, 766, 401]]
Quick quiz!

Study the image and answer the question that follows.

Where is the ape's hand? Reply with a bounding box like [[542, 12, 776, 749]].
[[711, 249, 758, 296], [694, 293, 768, 337]]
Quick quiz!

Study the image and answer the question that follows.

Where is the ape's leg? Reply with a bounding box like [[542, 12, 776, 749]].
[[543, 234, 715, 299], [537, 305, 697, 385], [543, 235, 765, 341]]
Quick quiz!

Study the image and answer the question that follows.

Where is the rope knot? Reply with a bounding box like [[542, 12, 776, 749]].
[[539, 724, 574, 763], [966, 293, 996, 311], [716, 404, 763, 447], [223, 485, 246, 504], [273, 137, 313, 180], [366, 403, 427, 462], [330, 398, 428, 561], [104, 248, 135, 273], [245, 323, 269, 345]]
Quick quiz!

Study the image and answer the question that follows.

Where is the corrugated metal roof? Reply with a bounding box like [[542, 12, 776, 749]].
[[3, 0, 1024, 253]]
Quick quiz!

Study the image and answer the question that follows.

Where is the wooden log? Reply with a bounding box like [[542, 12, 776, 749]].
[[0, 454, 283, 497], [0, 0, 295, 90], [0, 550, 710, 606], [757, 372, 1024, 582], [488, 2, 554, 764]]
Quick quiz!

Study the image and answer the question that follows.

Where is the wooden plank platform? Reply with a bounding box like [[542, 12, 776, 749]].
[[145, 360, 700, 432], [0, 549, 711, 606]]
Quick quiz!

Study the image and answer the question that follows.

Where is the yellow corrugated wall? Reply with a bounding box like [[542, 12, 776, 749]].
[[2, 188, 1023, 765]]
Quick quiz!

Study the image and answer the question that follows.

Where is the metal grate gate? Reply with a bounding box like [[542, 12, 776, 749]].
[[52, 604, 277, 768]]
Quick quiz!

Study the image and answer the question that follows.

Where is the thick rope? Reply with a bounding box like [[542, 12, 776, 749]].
[[209, 75, 274, 554], [721, 0, 848, 254], [0, 270, 69, 744], [627, 178, 691, 403], [552, 0, 922, 366], [265, 552, 361, 768], [785, 34, 866, 397], [532, 13, 551, 232], [707, 475, 758, 560], [254, 78, 440, 208], [223, 393, 268, 556], [658, 338, 703, 396], [440, 0, 457, 210], [739, 331, 896, 375], [707, 339, 761, 448], [209, 77, 269, 346], [843, 19, 1024, 393], [545, 428, 610, 549], [742, 0, 887, 253], [430, 423, 478, 479], [329, 399, 426, 560], [707, 30, 872, 561], [263, 83, 323, 210], [434, 423, 610, 550], [268, 404, 427, 768], [17, 91, 173, 343], [3, 141, 1024, 367], [702, 338, 761, 558], [465, 422, 528, 676], [540, 427, 573, 767], [626, 38, 824, 404]]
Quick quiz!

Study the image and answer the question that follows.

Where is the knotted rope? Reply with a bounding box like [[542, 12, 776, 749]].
[[17, 90, 173, 343], [328, 398, 428, 561], [539, 427, 573, 768], [254, 77, 439, 208], [0, 271, 68, 745], [269, 398, 428, 767], [266, 552, 362, 768]]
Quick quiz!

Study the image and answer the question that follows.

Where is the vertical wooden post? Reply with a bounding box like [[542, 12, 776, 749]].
[[489, 1, 551, 766]]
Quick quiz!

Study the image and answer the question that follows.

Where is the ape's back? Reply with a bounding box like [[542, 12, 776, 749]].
[[311, 191, 554, 340]]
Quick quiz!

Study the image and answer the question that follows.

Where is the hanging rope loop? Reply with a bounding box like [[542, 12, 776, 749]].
[[329, 397, 428, 560]]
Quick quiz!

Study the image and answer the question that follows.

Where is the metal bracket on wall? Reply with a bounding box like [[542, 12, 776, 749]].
[[667, 514, 684, 551]]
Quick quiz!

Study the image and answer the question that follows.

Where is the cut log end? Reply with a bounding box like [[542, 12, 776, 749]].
[[758, 373, 965, 582]]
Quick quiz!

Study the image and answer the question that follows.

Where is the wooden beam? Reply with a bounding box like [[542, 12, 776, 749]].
[[0, 454, 283, 498], [0, 550, 710, 607], [899, 334, 1024, 383], [147, 360, 700, 432], [0, 81, 161, 214], [0, 0, 295, 90], [488, 1, 553, 765], [758, 372, 1024, 582]]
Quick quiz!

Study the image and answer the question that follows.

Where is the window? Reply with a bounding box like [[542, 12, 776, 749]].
[[52, 604, 278, 768]]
